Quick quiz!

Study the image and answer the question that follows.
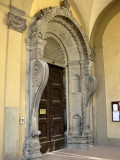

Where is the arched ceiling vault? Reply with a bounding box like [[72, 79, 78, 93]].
[[90, 0, 120, 48]]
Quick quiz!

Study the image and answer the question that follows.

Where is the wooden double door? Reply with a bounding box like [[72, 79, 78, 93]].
[[38, 64, 65, 154]]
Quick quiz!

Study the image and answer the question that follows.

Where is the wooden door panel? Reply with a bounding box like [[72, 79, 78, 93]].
[[39, 64, 64, 153], [40, 142, 51, 154], [39, 122, 49, 139]]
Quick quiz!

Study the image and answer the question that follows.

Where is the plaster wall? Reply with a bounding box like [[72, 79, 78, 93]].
[[4, 25, 22, 160], [0, 5, 28, 159], [0, 10, 8, 159], [74, 0, 112, 38], [103, 12, 120, 138]]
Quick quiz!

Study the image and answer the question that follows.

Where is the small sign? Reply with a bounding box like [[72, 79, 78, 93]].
[[113, 104, 118, 111], [113, 111, 119, 121], [112, 102, 120, 122], [40, 109, 46, 114]]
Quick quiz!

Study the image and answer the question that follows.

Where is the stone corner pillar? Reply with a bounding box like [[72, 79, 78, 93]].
[[22, 36, 49, 160], [67, 52, 97, 149]]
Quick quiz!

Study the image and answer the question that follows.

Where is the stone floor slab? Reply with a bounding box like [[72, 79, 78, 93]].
[[42, 146, 120, 160]]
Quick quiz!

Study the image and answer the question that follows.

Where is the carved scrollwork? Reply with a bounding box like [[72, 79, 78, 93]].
[[32, 60, 42, 88], [85, 75, 97, 107]]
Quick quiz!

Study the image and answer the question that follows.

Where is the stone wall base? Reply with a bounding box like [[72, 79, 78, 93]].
[[67, 134, 93, 149], [3, 156, 20, 160]]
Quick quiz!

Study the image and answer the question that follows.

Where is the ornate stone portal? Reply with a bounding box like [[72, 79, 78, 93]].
[[23, 1, 97, 159]]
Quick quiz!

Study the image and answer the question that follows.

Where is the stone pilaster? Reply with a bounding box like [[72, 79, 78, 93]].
[[67, 52, 97, 149], [93, 46, 107, 145], [23, 37, 49, 160]]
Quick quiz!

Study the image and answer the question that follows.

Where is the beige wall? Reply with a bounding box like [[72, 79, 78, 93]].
[[0, 5, 27, 159], [103, 12, 120, 138], [0, 10, 8, 159]]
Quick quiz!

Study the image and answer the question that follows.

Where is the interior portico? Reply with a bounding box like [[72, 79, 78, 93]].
[[0, 0, 120, 160]]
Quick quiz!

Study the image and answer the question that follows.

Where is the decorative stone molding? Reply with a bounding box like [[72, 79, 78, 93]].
[[8, 5, 27, 33]]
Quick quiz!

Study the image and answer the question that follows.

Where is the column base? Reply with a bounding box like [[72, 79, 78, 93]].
[[23, 137, 42, 160], [67, 132, 93, 149]]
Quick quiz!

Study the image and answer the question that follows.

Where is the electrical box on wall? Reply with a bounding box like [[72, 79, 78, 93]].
[[112, 102, 120, 122], [19, 117, 25, 124]]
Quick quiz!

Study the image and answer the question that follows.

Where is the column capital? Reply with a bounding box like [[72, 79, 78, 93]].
[[26, 38, 47, 59]]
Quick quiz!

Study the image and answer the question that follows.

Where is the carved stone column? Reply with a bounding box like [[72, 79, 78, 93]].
[[67, 53, 97, 149], [82, 52, 97, 146], [23, 37, 49, 160]]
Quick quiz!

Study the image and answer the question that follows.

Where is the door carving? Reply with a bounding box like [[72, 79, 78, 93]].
[[38, 64, 64, 153]]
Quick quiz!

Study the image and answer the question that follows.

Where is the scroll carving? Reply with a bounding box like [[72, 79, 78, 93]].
[[85, 75, 97, 107], [23, 37, 49, 160], [23, 59, 49, 160]]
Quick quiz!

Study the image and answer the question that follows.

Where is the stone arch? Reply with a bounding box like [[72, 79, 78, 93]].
[[23, 4, 97, 160]]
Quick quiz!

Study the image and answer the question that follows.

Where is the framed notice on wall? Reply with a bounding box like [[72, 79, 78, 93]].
[[112, 102, 120, 122]]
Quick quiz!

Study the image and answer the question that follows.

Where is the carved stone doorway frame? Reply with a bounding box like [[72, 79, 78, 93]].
[[23, 4, 97, 160]]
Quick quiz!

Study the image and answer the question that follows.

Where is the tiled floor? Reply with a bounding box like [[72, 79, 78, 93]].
[[42, 146, 120, 160]]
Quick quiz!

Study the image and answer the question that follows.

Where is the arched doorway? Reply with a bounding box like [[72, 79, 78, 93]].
[[23, 3, 96, 159], [38, 36, 67, 153]]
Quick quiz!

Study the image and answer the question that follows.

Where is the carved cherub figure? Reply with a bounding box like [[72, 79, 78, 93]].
[[62, 0, 70, 9]]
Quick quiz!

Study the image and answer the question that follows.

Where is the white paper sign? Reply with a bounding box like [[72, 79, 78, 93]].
[[113, 111, 119, 121], [113, 104, 118, 111]]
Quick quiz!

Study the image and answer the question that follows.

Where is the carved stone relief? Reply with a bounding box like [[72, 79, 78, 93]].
[[24, 1, 97, 159], [8, 5, 27, 33]]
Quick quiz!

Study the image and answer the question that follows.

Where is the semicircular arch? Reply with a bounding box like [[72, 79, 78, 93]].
[[90, 0, 120, 48]]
